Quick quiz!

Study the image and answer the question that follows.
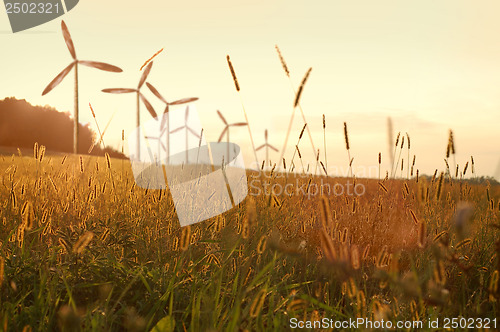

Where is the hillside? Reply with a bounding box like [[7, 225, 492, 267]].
[[0, 97, 126, 159]]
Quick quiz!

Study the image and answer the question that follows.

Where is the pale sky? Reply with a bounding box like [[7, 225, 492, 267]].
[[1, 1, 499, 178]]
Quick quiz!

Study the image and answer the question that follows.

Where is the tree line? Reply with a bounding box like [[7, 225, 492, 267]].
[[0, 97, 126, 158]]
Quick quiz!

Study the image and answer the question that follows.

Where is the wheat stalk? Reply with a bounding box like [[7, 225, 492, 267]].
[[289, 124, 307, 174], [226, 55, 259, 169], [436, 171, 444, 200], [275, 45, 289, 77], [406, 132, 410, 179], [378, 153, 381, 180], [296, 145, 305, 174], [294, 68, 312, 107], [390, 132, 400, 177], [410, 155, 416, 177], [392, 135, 404, 178], [344, 122, 352, 177], [448, 130, 456, 177], [275, 46, 317, 173]]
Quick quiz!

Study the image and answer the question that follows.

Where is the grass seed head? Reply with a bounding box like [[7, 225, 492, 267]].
[[418, 222, 426, 248], [320, 229, 337, 262], [39, 145, 45, 163], [395, 132, 400, 147], [449, 130, 455, 155], [436, 172, 444, 200], [319, 196, 331, 230], [294, 67, 312, 107], [22, 201, 34, 231], [489, 270, 499, 296], [257, 236, 267, 254], [79, 156, 84, 173], [33, 142, 38, 160], [105, 153, 111, 169], [226, 55, 240, 92], [250, 288, 267, 318], [409, 209, 419, 225], [73, 231, 94, 254], [275, 45, 290, 77], [299, 124, 306, 140], [343, 122, 350, 150], [180, 226, 192, 251]]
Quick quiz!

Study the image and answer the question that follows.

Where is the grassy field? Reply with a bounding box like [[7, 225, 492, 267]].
[[0, 148, 499, 331]]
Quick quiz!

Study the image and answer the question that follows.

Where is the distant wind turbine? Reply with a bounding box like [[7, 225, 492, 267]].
[[170, 106, 201, 164], [42, 20, 123, 154], [144, 132, 166, 165], [256, 130, 278, 167], [217, 110, 247, 166], [145, 82, 198, 164], [102, 62, 157, 159]]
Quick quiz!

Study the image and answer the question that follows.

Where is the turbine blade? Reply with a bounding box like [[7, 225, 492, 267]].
[[231, 122, 247, 127], [79, 60, 122, 72], [217, 110, 227, 125], [139, 93, 157, 119], [146, 82, 167, 104], [160, 112, 168, 131], [170, 97, 199, 105], [61, 20, 76, 60], [42, 62, 75, 96], [102, 88, 137, 94], [138, 62, 153, 89], [218, 127, 228, 143], [256, 144, 265, 151], [187, 127, 201, 138], [170, 126, 185, 134], [269, 145, 278, 152]]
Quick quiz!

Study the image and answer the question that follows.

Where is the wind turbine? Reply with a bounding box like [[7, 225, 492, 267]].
[[102, 62, 157, 159], [170, 106, 201, 164], [144, 131, 166, 165], [42, 20, 122, 154], [256, 130, 278, 167], [216, 110, 247, 166], [145, 82, 198, 164]]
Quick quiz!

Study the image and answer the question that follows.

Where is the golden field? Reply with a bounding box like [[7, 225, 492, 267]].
[[0, 148, 499, 331]]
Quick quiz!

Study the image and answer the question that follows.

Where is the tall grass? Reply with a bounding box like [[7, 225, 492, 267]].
[[0, 145, 497, 330]]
